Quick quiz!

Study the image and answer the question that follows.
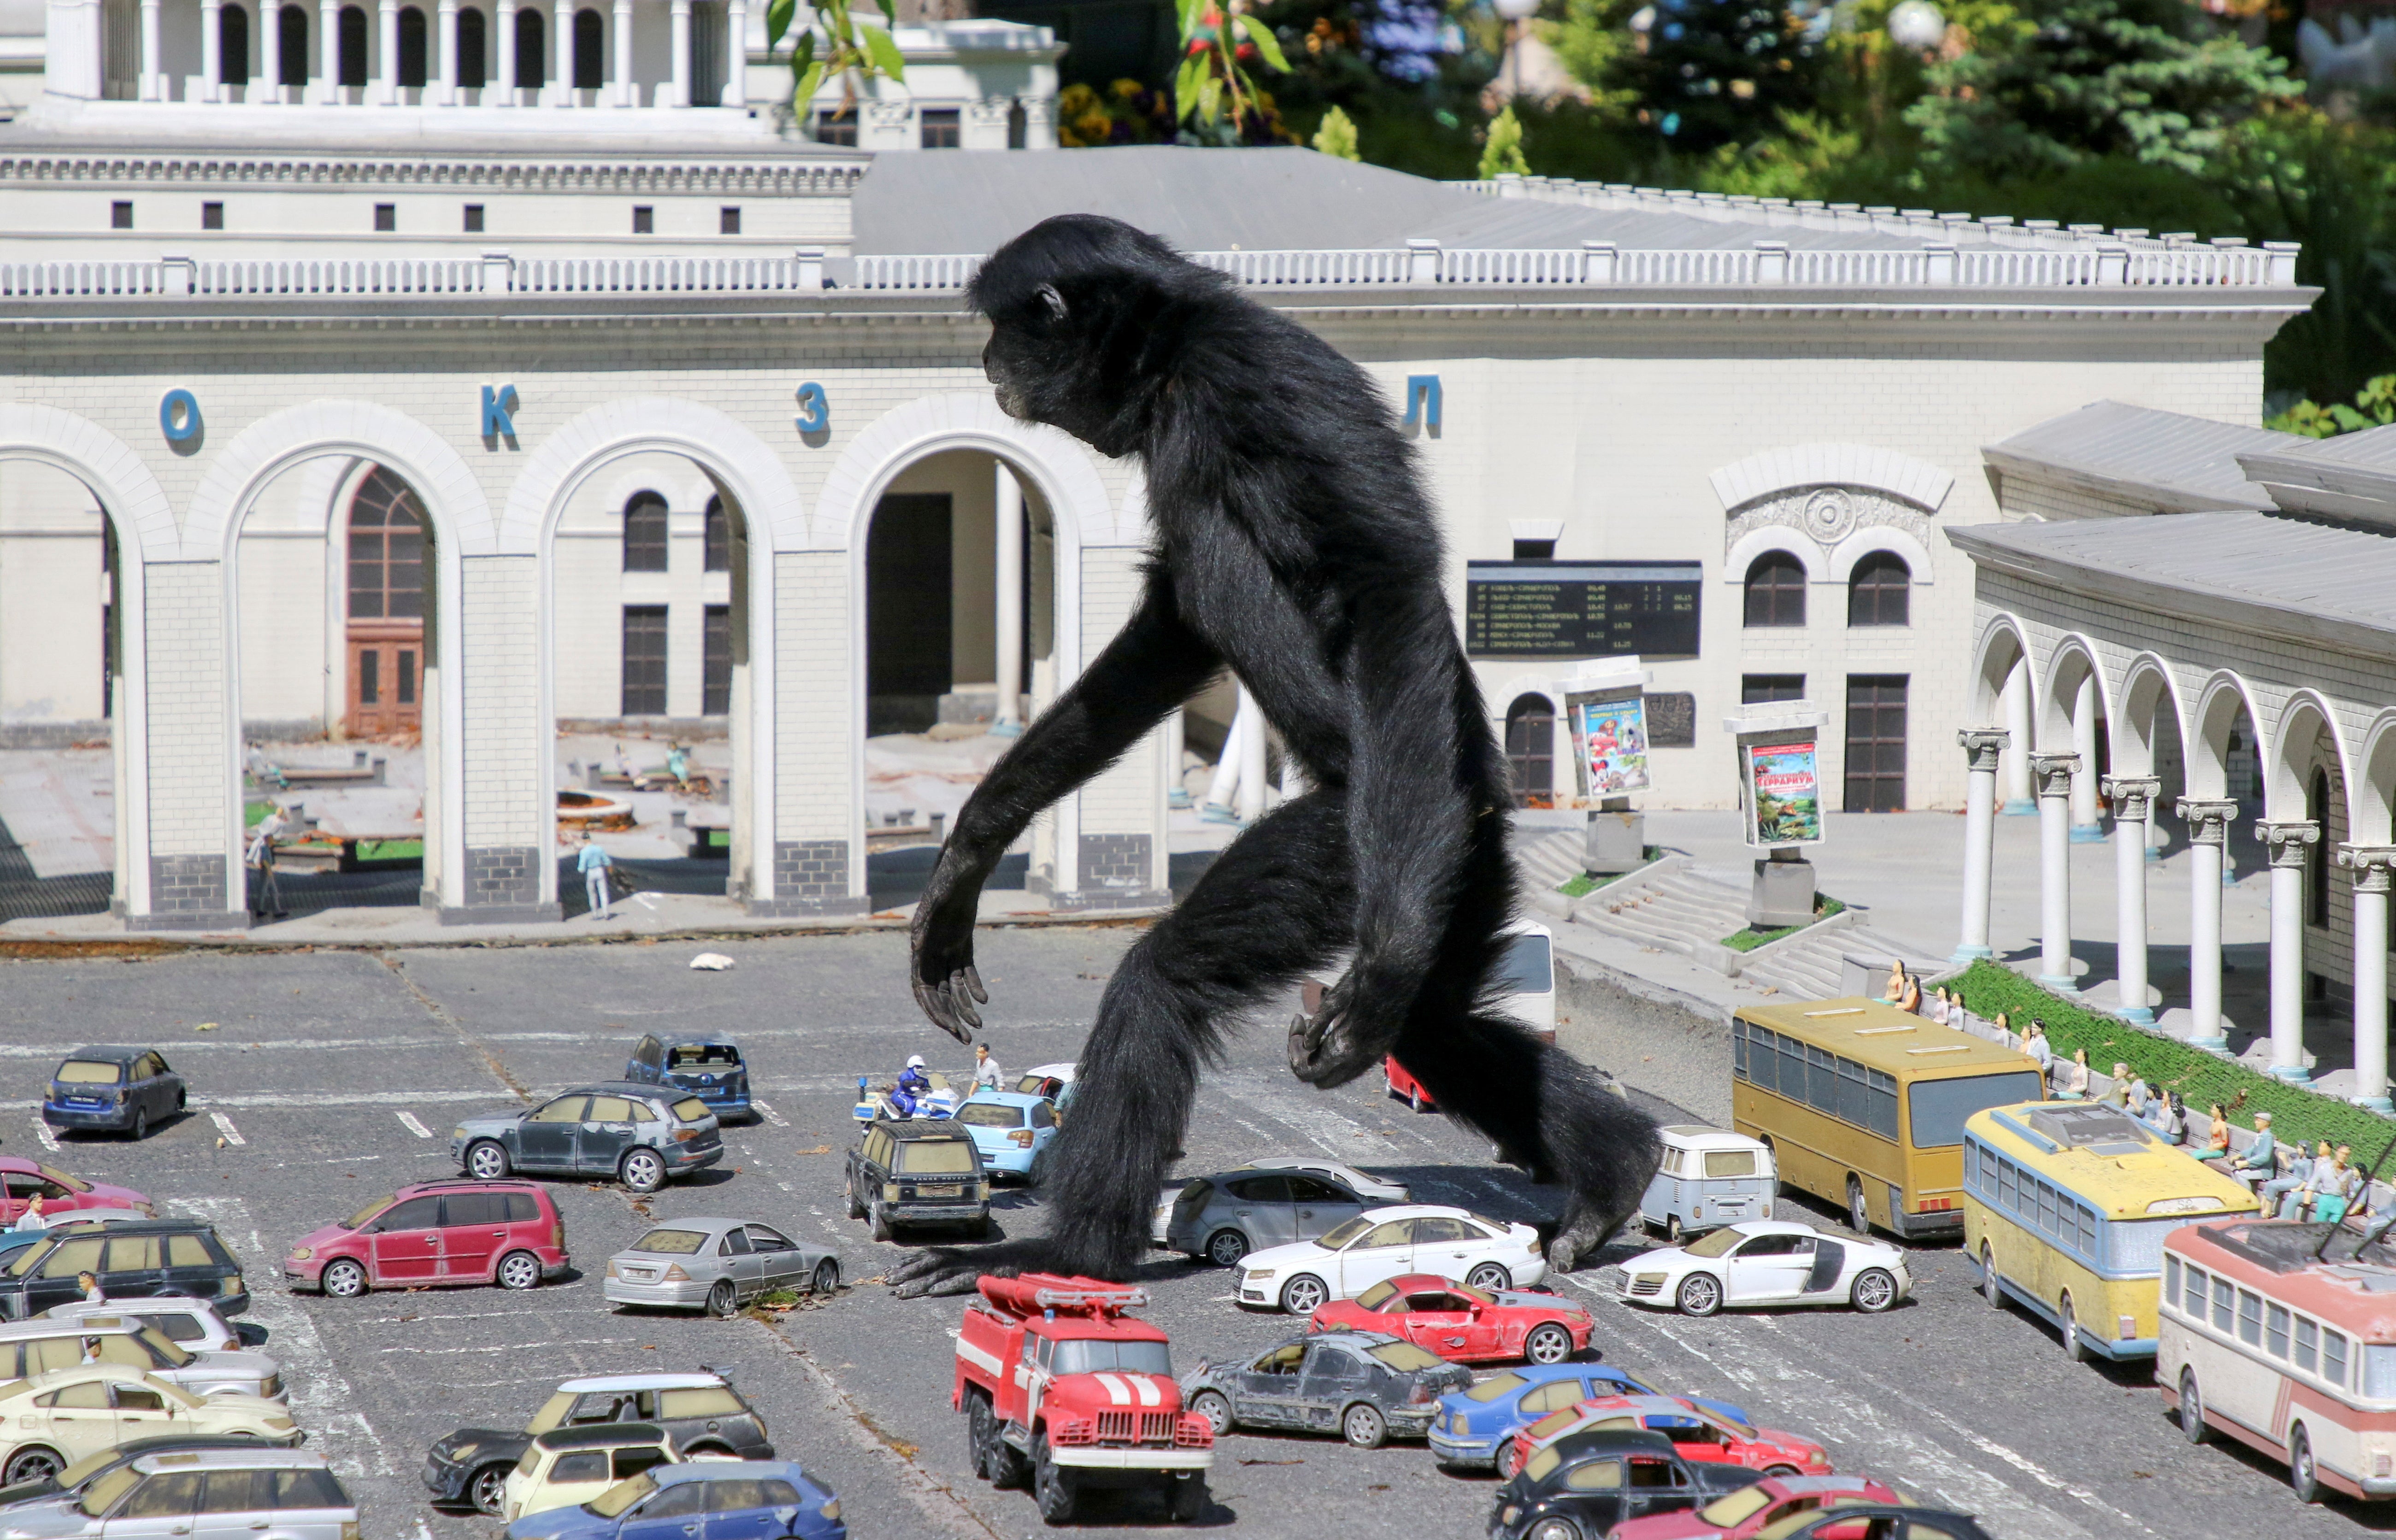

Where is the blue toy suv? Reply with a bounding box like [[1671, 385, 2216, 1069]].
[[624, 1033, 751, 1122]]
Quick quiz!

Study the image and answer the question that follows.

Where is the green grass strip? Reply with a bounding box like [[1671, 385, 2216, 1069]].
[[1951, 960, 2396, 1158], [1556, 848, 1663, 899], [1722, 896, 1846, 954], [355, 839, 423, 862]]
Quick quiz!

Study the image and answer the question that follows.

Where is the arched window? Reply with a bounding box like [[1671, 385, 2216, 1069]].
[[703, 495, 730, 573], [348, 469, 425, 621], [1743, 551, 1806, 628], [456, 6, 486, 86], [623, 493, 668, 573], [337, 4, 367, 85], [1847, 551, 1910, 628], [2310, 768, 2332, 927], [513, 6, 543, 86], [1504, 694, 1554, 808], [219, 3, 250, 83], [397, 4, 426, 85], [276, 3, 308, 82], [571, 7, 602, 88]]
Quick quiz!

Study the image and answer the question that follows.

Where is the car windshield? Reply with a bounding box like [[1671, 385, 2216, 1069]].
[[1682, 1227, 1749, 1258], [79, 1468, 141, 1517], [1368, 1342, 1447, 1371], [1523, 1447, 1564, 1484], [667, 1046, 739, 1069], [1049, 1340, 1172, 1376], [51, 1447, 128, 1491], [1697, 1487, 1777, 1526], [1907, 1070, 2047, 1148], [897, 1142, 976, 1175], [1355, 1280, 1400, 1310], [1315, 1217, 1373, 1250], [955, 1104, 1024, 1129], [34, 1167, 90, 1194], [341, 1195, 398, 1231], [1703, 1150, 1759, 1178], [54, 1062, 122, 1085], [584, 1474, 655, 1519], [669, 1098, 710, 1124], [630, 1229, 709, 1255], [1465, 1372, 1528, 1404]]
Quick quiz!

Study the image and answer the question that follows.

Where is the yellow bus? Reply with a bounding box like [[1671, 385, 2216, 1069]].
[[1730, 996, 2045, 1242], [1965, 1100, 2259, 1362]]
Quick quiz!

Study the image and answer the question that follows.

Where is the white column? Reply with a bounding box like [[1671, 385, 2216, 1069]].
[[1954, 728, 2006, 964], [377, 0, 398, 100], [2339, 845, 2396, 1111], [551, 0, 568, 103], [2103, 775, 2160, 1025], [610, 0, 629, 102], [1236, 681, 1268, 823], [1164, 710, 1188, 808], [437, 0, 457, 100], [495, 0, 514, 100], [669, 0, 689, 104], [2069, 674, 2103, 841], [992, 467, 1024, 738], [722, 0, 743, 105], [2260, 819, 2320, 1083], [201, 0, 222, 99], [318, 0, 337, 99], [2001, 661, 2034, 814], [139, 0, 161, 97], [2178, 798, 2236, 1049], [1201, 703, 1247, 820], [263, 0, 283, 99], [2032, 752, 2081, 992]]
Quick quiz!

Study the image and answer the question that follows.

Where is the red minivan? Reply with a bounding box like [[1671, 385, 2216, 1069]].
[[283, 1178, 567, 1297]]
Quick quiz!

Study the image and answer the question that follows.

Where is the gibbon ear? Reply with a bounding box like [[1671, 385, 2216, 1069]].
[[1036, 283, 1069, 323]]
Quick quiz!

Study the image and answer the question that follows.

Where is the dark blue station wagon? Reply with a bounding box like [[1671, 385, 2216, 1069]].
[[43, 1047, 187, 1139]]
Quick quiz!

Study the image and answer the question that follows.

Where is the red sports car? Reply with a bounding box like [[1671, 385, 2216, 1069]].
[[1507, 1393, 1831, 1479], [0, 1156, 150, 1222], [1307, 1272, 1593, 1364], [1385, 1056, 1435, 1111]]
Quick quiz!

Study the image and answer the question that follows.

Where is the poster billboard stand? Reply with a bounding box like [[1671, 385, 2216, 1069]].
[[1552, 658, 1652, 875], [1724, 700, 1830, 928]]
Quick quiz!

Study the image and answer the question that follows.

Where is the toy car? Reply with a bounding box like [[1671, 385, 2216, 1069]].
[[1181, 1329, 1470, 1448], [952, 1091, 1060, 1182], [953, 1273, 1211, 1524], [1506, 1393, 1831, 1482], [1308, 1273, 1592, 1365], [0, 1220, 249, 1320], [1639, 1126, 1778, 1242], [603, 1217, 839, 1315], [422, 1371, 773, 1516], [623, 1032, 752, 1123], [1014, 1063, 1078, 1104], [452, 1085, 724, 1194], [41, 1048, 185, 1140], [1428, 1364, 1754, 1477], [0, 1159, 150, 1224], [1153, 1167, 1385, 1266], [845, 1120, 989, 1241], [1235, 1205, 1548, 1314], [1240, 1158, 1409, 1204], [500, 1423, 676, 1520], [1489, 1428, 1765, 1540], [502, 1461, 845, 1540], [0, 1434, 289, 1511], [1385, 1056, 1437, 1112], [39, 1296, 265, 1352], [0, 1366, 296, 1483], [285, 1178, 567, 1297], [1607, 1473, 1908, 1538], [0, 1447, 354, 1539], [0, 1313, 283, 1402], [852, 1071, 960, 1123], [1615, 1220, 1909, 1317]]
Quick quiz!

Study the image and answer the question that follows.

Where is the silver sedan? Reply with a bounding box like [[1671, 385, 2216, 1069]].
[[603, 1217, 841, 1317]]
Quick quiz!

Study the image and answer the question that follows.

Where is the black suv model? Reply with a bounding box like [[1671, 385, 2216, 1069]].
[[1489, 1429, 1764, 1540], [423, 1370, 773, 1515], [0, 1221, 246, 1319], [844, 1120, 989, 1241]]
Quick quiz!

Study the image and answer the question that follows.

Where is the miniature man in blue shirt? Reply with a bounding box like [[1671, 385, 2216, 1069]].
[[2232, 1111, 2279, 1192], [2259, 1134, 2316, 1215], [576, 833, 615, 920], [892, 1054, 932, 1117]]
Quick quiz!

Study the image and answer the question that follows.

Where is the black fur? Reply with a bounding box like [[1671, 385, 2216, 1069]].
[[893, 215, 1659, 1297]]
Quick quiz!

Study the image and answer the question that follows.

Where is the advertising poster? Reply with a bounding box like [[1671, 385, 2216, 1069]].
[[1745, 740, 1823, 847], [1571, 696, 1652, 799]]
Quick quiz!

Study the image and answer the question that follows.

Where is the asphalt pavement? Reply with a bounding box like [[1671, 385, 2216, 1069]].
[[0, 929, 2373, 1540]]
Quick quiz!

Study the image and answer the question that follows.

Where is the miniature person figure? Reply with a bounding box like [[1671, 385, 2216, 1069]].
[[1885, 958, 1906, 1003], [576, 833, 615, 921], [78, 1337, 100, 1364], [2319, 1145, 2363, 1225], [1898, 972, 1922, 1014], [893, 1054, 933, 1118], [245, 805, 288, 921], [2232, 1111, 2280, 1190], [2102, 1063, 2133, 1109], [11, 1195, 45, 1232], [2150, 1092, 2188, 1146], [2261, 1138, 2319, 1217], [971, 1043, 1003, 1093], [77, 1271, 102, 1305], [2196, 1102, 2232, 1162], [666, 742, 690, 788], [2057, 1048, 2092, 1101], [2021, 1020, 2053, 1079]]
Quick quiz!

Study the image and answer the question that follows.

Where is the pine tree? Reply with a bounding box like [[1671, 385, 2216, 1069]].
[[1480, 104, 1532, 175], [1627, 0, 1824, 150]]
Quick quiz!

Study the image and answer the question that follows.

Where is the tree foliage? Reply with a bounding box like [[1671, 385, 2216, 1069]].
[[1313, 102, 1365, 156], [1480, 104, 1532, 174], [766, 0, 905, 122]]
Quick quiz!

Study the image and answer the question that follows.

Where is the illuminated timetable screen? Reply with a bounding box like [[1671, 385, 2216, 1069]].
[[1462, 560, 1702, 660]]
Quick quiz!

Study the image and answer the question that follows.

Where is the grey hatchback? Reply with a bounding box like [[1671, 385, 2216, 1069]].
[[603, 1219, 841, 1317], [1159, 1169, 1377, 1268], [453, 1084, 722, 1194]]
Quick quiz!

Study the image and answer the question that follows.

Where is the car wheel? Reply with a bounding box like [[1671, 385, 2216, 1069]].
[[1762, 1465, 1802, 1479], [1524, 1323, 1574, 1364], [2291, 1423, 2321, 1504], [1467, 1263, 1511, 1293], [1494, 1441, 1525, 1481], [321, 1258, 368, 1299], [1341, 1403, 1387, 1450], [468, 1464, 508, 1516], [1190, 1389, 1233, 1438], [175, 1088, 186, 1112], [812, 1259, 840, 1294], [847, 1181, 866, 1220], [2, 1449, 60, 1486], [1850, 1268, 1899, 1314], [1205, 1229, 1250, 1268], [465, 1140, 510, 1181], [967, 1393, 998, 1481], [1168, 1474, 1207, 1524], [620, 1148, 666, 1194], [1666, 1215, 1683, 1245], [1527, 1517, 1579, 1540], [1410, 1088, 1424, 1112], [871, 1206, 895, 1244], [1035, 1439, 1076, 1525], [2059, 1291, 2088, 1360], [1846, 1176, 1870, 1235], [131, 1106, 148, 1141], [1980, 1245, 2003, 1309], [495, 1251, 541, 1292], [706, 1279, 738, 1318], [1279, 1274, 1328, 1315], [2180, 1370, 2208, 1444], [1675, 1272, 1722, 1317]]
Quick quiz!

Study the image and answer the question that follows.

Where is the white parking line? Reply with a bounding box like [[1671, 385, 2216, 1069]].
[[375, 1336, 645, 1357], [29, 1117, 57, 1152], [208, 1111, 245, 1146], [394, 1111, 433, 1138], [752, 1099, 790, 1127]]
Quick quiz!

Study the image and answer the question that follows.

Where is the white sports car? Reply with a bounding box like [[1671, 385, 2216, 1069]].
[[1613, 1219, 1910, 1317], [1234, 1204, 1547, 1314]]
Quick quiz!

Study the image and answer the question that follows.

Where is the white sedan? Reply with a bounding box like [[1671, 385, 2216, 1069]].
[[1614, 1219, 1910, 1317], [1234, 1204, 1546, 1314]]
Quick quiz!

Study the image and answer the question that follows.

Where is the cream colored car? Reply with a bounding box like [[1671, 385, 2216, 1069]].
[[0, 1365, 300, 1485], [500, 1423, 678, 1520]]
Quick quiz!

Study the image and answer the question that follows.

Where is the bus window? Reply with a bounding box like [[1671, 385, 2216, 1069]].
[[2296, 1317, 2318, 1374], [2164, 1254, 2179, 1301], [2267, 1304, 2290, 1359], [2212, 1276, 2234, 1333], [2325, 1329, 2349, 1387], [2366, 1345, 2396, 1400], [2238, 1290, 2262, 1346], [1997, 1158, 2016, 1211], [1906, 1070, 2046, 1147]]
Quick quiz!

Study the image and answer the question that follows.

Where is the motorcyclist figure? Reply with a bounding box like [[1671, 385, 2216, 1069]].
[[892, 1054, 933, 1118]]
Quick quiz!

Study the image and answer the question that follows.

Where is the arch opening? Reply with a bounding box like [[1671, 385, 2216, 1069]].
[[1504, 694, 1556, 809], [457, 6, 487, 88]]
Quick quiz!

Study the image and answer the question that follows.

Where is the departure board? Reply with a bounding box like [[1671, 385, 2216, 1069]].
[[1463, 561, 1702, 660]]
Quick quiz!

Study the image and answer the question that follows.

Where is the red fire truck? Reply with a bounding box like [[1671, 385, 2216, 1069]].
[[952, 1272, 1213, 1524]]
